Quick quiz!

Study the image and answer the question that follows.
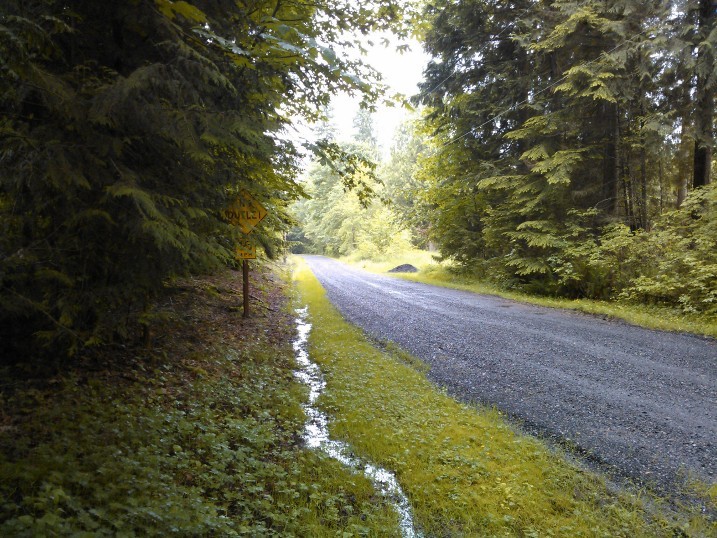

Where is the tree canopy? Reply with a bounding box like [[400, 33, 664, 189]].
[[0, 0, 407, 358], [3, 0, 715, 359], [410, 0, 716, 309], [292, 109, 414, 258]]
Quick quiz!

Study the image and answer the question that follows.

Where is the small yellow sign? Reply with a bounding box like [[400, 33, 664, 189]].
[[224, 190, 268, 234], [235, 236, 256, 260]]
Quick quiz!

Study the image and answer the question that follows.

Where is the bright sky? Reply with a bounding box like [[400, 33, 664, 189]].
[[330, 33, 429, 154], [284, 32, 429, 166]]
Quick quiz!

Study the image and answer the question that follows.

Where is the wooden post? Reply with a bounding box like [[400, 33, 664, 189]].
[[242, 259, 250, 318]]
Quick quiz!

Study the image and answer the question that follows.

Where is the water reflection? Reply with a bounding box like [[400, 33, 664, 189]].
[[293, 307, 421, 538]]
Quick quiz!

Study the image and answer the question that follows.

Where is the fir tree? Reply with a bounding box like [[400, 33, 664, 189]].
[[0, 0, 407, 358]]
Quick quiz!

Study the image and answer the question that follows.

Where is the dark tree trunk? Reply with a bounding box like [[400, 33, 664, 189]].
[[629, 172, 638, 230], [622, 168, 634, 230], [692, 0, 714, 188], [659, 156, 665, 214], [600, 102, 620, 216], [640, 140, 648, 230], [677, 118, 691, 207], [693, 113, 713, 188]]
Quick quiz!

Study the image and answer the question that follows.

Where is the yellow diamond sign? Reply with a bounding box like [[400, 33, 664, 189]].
[[224, 190, 268, 234]]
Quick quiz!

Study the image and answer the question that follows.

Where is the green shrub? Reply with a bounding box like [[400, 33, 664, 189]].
[[620, 185, 717, 314]]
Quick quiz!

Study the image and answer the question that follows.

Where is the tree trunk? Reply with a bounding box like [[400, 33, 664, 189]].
[[659, 156, 665, 214], [676, 118, 691, 207], [622, 170, 634, 230], [640, 140, 648, 230], [692, 0, 714, 188], [601, 102, 620, 216], [628, 172, 638, 230], [693, 107, 713, 188]]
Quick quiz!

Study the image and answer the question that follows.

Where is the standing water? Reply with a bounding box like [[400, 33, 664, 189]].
[[292, 307, 421, 538]]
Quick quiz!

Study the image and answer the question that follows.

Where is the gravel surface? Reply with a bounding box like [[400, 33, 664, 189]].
[[303, 255, 717, 494]]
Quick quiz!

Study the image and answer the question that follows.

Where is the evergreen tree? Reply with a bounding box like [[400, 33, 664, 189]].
[[0, 0, 406, 358], [353, 107, 379, 147], [296, 138, 408, 257], [381, 118, 430, 247], [315, 105, 339, 142], [416, 0, 536, 267], [690, 0, 716, 188], [414, 0, 715, 301]]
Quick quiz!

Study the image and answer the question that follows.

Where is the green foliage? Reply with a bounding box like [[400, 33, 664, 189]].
[[305, 139, 381, 208], [293, 108, 415, 258], [531, 184, 717, 313], [0, 272, 400, 536], [620, 184, 717, 314], [410, 0, 716, 313], [380, 118, 431, 248], [0, 0, 409, 358], [296, 149, 409, 258], [370, 248, 717, 338]]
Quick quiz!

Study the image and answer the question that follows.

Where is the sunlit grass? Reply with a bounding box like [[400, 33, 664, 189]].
[[340, 250, 717, 339], [342, 249, 441, 274], [294, 256, 715, 537]]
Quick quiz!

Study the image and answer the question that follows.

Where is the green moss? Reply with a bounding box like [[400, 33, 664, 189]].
[[294, 257, 716, 537]]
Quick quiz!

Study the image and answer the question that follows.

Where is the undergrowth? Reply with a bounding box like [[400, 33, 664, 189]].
[[0, 268, 400, 536], [294, 257, 716, 537]]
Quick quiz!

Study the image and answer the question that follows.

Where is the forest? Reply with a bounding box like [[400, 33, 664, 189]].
[[1, 1, 715, 350], [0, 0, 405, 358], [1, 1, 715, 535], [297, 0, 717, 321]]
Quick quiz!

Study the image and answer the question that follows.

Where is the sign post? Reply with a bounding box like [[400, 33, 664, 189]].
[[242, 259, 250, 318], [223, 190, 267, 318], [234, 236, 257, 318]]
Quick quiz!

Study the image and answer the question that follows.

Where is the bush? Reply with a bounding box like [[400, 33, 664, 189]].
[[620, 185, 717, 314]]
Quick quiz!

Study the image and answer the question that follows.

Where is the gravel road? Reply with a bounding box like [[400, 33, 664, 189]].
[[302, 255, 717, 494]]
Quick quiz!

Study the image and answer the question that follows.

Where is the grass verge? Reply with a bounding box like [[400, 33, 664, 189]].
[[294, 257, 716, 537], [341, 251, 717, 339], [0, 267, 400, 537]]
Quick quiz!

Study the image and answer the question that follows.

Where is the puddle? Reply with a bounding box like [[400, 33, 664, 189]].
[[292, 307, 421, 538]]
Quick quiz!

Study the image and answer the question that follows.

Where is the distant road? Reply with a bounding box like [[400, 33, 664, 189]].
[[303, 255, 717, 493]]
